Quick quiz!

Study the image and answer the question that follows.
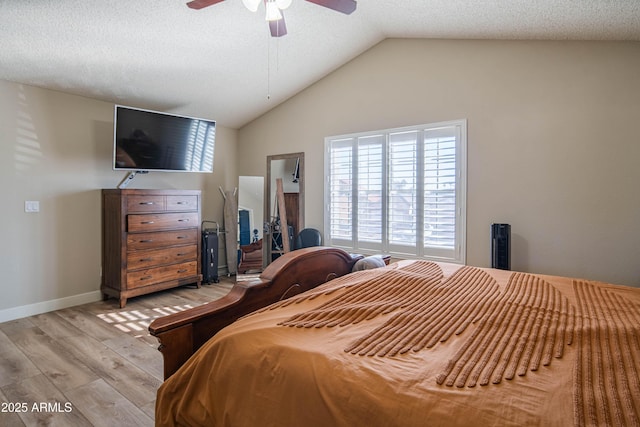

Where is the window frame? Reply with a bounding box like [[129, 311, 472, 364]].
[[323, 119, 467, 264]]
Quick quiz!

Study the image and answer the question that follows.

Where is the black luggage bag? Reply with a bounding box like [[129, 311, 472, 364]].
[[201, 221, 220, 284]]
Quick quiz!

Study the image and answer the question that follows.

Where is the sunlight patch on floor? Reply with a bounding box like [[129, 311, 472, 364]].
[[97, 304, 197, 337]]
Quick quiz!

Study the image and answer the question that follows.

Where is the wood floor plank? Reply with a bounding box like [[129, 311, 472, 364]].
[[59, 334, 161, 408], [132, 290, 204, 312], [87, 306, 153, 340], [10, 327, 99, 392], [176, 282, 234, 302], [29, 311, 84, 340], [0, 317, 35, 336], [103, 332, 164, 381], [2, 374, 92, 426], [55, 306, 125, 342], [65, 379, 153, 427], [0, 329, 40, 388], [137, 283, 233, 309], [140, 400, 156, 420], [138, 333, 162, 348]]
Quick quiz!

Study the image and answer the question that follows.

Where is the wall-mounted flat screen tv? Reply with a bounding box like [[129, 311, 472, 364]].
[[113, 105, 216, 172]]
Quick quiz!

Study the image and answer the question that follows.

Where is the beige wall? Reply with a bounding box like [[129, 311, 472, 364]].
[[238, 39, 640, 286], [0, 81, 237, 318]]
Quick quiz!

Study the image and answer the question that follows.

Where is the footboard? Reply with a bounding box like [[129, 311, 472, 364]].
[[149, 246, 358, 379]]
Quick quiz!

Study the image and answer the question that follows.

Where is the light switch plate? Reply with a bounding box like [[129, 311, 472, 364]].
[[25, 200, 40, 213]]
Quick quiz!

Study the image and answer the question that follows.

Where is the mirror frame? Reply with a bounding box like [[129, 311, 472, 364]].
[[265, 152, 305, 263], [237, 176, 265, 275]]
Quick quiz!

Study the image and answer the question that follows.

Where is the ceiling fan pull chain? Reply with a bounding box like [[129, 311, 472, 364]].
[[267, 30, 271, 100]]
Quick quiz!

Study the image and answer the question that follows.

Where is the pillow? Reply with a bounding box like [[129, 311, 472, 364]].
[[352, 255, 386, 272]]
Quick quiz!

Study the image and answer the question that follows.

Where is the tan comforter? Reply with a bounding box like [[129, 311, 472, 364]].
[[156, 261, 640, 427]]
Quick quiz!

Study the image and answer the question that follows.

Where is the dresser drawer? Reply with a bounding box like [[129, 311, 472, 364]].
[[127, 196, 166, 213], [127, 245, 197, 270], [128, 212, 198, 232], [166, 195, 198, 211], [127, 261, 198, 289], [127, 229, 198, 250]]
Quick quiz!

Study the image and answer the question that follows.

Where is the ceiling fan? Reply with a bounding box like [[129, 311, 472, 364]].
[[186, 0, 357, 37]]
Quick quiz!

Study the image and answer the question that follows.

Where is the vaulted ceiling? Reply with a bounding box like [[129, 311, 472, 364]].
[[1, 1, 638, 128]]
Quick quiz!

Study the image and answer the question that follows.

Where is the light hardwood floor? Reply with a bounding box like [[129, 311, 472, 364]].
[[0, 278, 234, 427]]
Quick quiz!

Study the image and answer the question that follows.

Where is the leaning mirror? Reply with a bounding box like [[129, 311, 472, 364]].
[[265, 153, 304, 266], [237, 176, 264, 275]]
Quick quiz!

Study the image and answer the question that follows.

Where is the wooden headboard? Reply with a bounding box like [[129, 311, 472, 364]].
[[149, 246, 358, 379]]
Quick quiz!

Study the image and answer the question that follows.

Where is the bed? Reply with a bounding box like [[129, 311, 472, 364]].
[[149, 246, 640, 427]]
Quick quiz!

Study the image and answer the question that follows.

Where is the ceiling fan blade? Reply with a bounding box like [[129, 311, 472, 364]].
[[305, 0, 357, 14], [186, 0, 225, 10], [269, 14, 287, 37]]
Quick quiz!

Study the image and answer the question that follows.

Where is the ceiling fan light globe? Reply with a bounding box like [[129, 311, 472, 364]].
[[242, 0, 261, 12], [275, 0, 292, 10], [265, 1, 283, 21]]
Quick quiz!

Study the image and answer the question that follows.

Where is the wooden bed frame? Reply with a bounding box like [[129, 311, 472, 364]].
[[148, 246, 359, 379]]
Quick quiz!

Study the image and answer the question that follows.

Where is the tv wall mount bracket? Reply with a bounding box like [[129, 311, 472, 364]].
[[118, 170, 148, 189]]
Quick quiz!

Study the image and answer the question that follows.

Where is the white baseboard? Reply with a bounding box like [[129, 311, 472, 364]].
[[0, 290, 103, 323]]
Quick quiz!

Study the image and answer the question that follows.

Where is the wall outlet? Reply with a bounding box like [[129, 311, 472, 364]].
[[25, 201, 40, 213]]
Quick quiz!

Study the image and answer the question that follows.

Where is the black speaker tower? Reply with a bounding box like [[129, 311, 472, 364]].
[[491, 223, 511, 270]]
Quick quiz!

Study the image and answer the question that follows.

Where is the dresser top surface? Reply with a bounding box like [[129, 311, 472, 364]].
[[102, 189, 201, 196]]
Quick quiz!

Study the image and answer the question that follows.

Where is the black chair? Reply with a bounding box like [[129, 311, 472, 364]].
[[295, 228, 322, 249]]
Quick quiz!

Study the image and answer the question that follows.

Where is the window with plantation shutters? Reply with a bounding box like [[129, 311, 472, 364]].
[[324, 120, 466, 264]]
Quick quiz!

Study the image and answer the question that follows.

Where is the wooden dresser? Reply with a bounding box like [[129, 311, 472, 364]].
[[101, 189, 202, 308]]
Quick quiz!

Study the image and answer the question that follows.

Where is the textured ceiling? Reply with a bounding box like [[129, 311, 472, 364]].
[[1, 0, 638, 128]]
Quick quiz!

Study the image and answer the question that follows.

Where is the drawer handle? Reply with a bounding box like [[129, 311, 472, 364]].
[[178, 219, 189, 222], [141, 221, 155, 224], [140, 276, 153, 281], [139, 239, 154, 243], [176, 235, 187, 239], [139, 258, 153, 262], [176, 253, 188, 257], [139, 202, 154, 205], [176, 201, 186, 205], [177, 269, 188, 273]]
